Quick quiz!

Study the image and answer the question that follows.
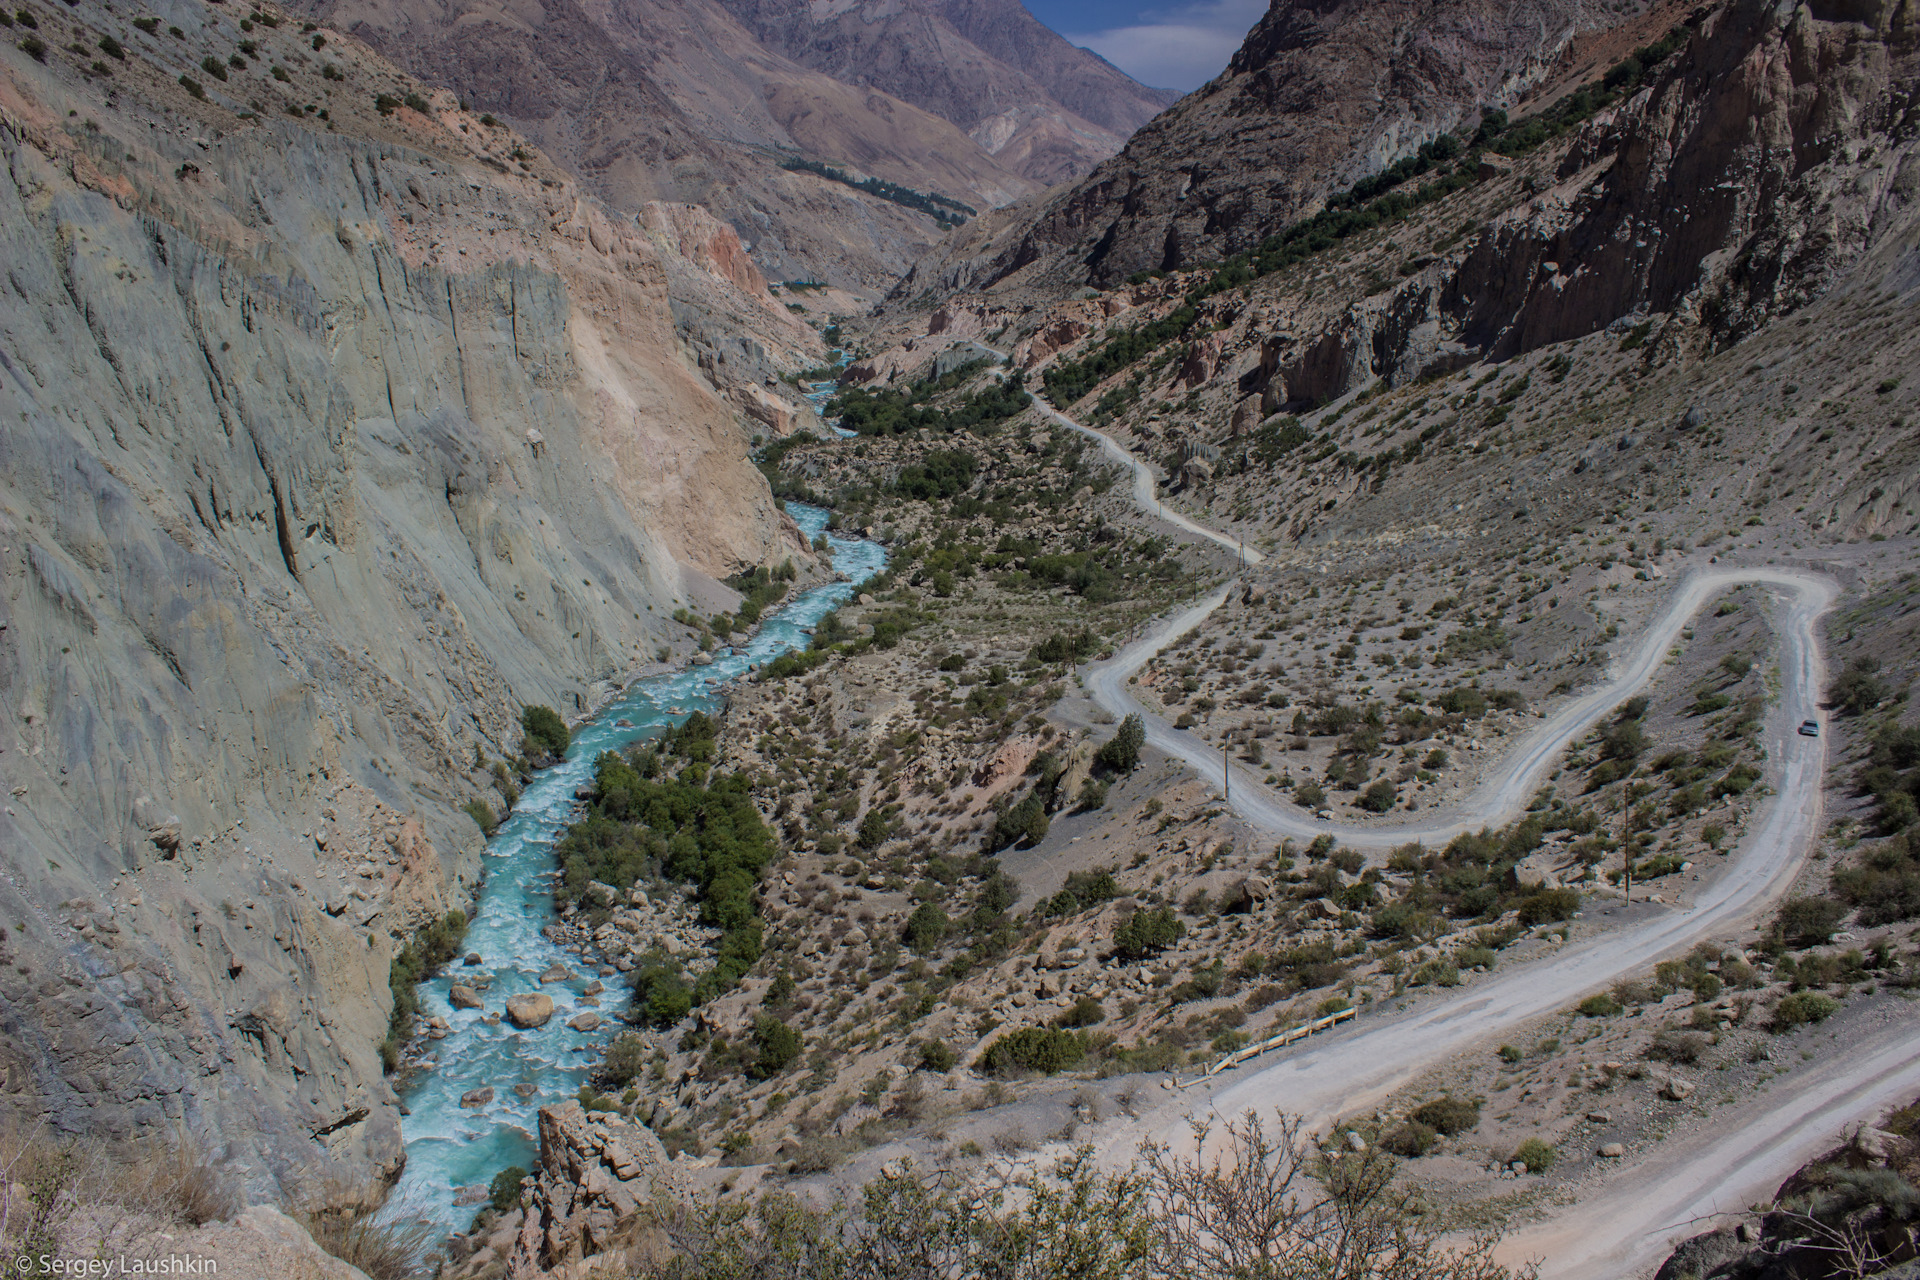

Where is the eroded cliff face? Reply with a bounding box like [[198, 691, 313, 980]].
[[1249, 0, 1920, 404], [0, 0, 796, 1205]]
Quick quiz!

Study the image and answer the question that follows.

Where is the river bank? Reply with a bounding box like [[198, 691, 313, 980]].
[[383, 501, 884, 1236]]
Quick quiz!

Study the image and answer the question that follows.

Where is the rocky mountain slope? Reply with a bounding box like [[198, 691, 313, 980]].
[[887, 0, 1698, 303], [714, 0, 1176, 184], [0, 0, 812, 1206], [293, 0, 1169, 294]]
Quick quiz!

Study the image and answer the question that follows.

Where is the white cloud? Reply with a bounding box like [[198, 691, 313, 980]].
[[1068, 0, 1267, 93]]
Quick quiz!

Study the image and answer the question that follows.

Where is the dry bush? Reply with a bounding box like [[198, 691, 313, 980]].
[[0, 1125, 235, 1262], [298, 1206, 438, 1280]]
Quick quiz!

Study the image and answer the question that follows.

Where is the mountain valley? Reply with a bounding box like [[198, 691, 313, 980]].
[[4, 0, 1920, 1277]]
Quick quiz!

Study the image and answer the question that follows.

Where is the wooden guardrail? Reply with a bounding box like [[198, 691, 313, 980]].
[[1175, 1005, 1358, 1088]]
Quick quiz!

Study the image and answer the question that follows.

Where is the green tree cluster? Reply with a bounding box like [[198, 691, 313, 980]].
[[1113, 906, 1183, 960], [554, 720, 778, 1020]]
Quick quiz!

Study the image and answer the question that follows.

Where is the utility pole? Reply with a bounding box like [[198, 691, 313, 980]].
[[1224, 739, 1230, 803], [1620, 790, 1633, 904]]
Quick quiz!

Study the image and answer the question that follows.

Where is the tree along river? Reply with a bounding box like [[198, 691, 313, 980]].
[[387, 500, 884, 1234]]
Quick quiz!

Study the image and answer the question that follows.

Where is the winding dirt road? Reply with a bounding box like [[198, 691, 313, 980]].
[[1033, 400, 1263, 566], [1506, 1013, 1920, 1276], [1040, 394, 1869, 1277]]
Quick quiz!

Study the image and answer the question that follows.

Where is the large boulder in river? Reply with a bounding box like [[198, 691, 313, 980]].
[[567, 1012, 603, 1032], [505, 994, 555, 1029], [539, 964, 574, 984], [448, 985, 483, 1010], [460, 1087, 494, 1108]]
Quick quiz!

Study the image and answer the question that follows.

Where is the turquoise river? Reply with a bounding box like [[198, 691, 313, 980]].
[[386, 499, 883, 1234]]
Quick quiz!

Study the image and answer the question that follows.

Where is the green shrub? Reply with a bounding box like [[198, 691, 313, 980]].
[[1456, 946, 1497, 970], [1577, 993, 1622, 1018], [1646, 1030, 1707, 1064], [903, 902, 949, 954], [1498, 1044, 1523, 1063], [1411, 1096, 1480, 1135], [1359, 780, 1398, 812], [1832, 831, 1920, 924], [1832, 659, 1887, 716], [521, 704, 570, 761], [918, 1040, 956, 1072], [857, 807, 891, 850], [1511, 1138, 1555, 1174], [1771, 991, 1840, 1030], [1516, 888, 1581, 925], [177, 73, 203, 97], [1058, 996, 1107, 1028], [488, 1166, 528, 1212], [982, 1027, 1084, 1076], [1435, 687, 1487, 717], [1774, 896, 1844, 946], [988, 790, 1050, 851], [751, 1016, 802, 1078], [463, 799, 497, 836]]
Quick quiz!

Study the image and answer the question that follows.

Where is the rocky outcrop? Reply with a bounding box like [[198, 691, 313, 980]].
[[0, 1, 791, 1206], [1237, 0, 1920, 403], [508, 1102, 681, 1278]]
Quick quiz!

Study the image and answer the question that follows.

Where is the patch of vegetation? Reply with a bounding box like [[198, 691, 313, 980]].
[[488, 1166, 528, 1212], [520, 703, 570, 764], [779, 156, 975, 226], [980, 1026, 1085, 1075], [751, 1015, 802, 1078], [1511, 1137, 1555, 1174], [1773, 896, 1845, 947], [554, 714, 776, 1016], [1096, 713, 1146, 774], [1771, 990, 1840, 1030], [1832, 829, 1920, 924], [1113, 905, 1184, 959], [725, 560, 798, 626], [382, 910, 469, 1072], [828, 366, 1030, 438], [1044, 306, 1199, 406], [1411, 1096, 1480, 1135]]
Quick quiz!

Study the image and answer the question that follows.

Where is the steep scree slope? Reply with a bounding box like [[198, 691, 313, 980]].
[[0, 0, 799, 1204]]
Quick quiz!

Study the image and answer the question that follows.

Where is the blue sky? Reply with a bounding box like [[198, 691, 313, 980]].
[[1025, 0, 1268, 93]]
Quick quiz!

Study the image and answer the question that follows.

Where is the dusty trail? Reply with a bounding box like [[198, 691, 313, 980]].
[[1039, 395, 1874, 1277], [1507, 1014, 1920, 1276], [1032, 399, 1263, 566]]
